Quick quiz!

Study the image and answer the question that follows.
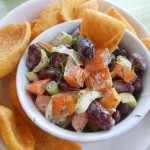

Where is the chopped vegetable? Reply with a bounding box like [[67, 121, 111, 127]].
[[33, 49, 49, 72], [99, 88, 121, 114], [85, 49, 110, 73], [26, 72, 39, 81], [52, 45, 83, 66], [25, 78, 50, 95], [51, 92, 78, 118], [45, 100, 53, 120], [116, 55, 132, 69], [72, 112, 88, 132], [119, 93, 137, 109], [75, 89, 103, 113], [85, 67, 112, 92], [52, 32, 72, 46], [64, 57, 89, 88], [46, 81, 60, 95], [35, 95, 51, 113], [113, 62, 137, 83]]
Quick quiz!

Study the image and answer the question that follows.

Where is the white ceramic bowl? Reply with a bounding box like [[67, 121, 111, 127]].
[[16, 19, 150, 143]]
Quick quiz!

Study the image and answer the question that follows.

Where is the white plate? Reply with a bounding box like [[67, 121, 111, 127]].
[[0, 0, 150, 149]]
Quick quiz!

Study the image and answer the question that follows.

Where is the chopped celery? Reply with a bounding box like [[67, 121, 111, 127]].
[[26, 72, 39, 81], [52, 32, 72, 46], [46, 81, 60, 95], [52, 45, 83, 66], [33, 49, 49, 73]]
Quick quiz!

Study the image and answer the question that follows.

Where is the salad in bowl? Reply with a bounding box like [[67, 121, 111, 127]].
[[24, 10, 146, 133], [17, 10, 150, 142]]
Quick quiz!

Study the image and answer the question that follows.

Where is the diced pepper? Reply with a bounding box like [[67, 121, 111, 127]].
[[85, 67, 112, 92], [85, 49, 110, 73], [52, 92, 78, 118], [25, 78, 50, 95], [113, 63, 137, 83], [72, 112, 88, 132], [64, 57, 89, 88], [99, 88, 121, 115]]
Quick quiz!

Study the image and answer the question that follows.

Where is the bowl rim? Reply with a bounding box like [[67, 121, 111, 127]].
[[17, 19, 150, 142]]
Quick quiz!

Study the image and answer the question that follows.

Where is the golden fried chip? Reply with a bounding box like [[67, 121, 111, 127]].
[[9, 73, 35, 127], [60, 0, 88, 21], [105, 6, 137, 36], [141, 38, 150, 51], [80, 9, 125, 53], [30, 19, 38, 30], [0, 105, 35, 150], [31, 0, 61, 40], [0, 22, 31, 78], [31, 126, 81, 150], [75, 0, 98, 19]]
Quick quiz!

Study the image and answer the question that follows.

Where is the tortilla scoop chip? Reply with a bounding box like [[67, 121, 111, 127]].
[[30, 19, 38, 30], [80, 9, 125, 53], [31, 0, 61, 40], [105, 6, 137, 36], [0, 22, 31, 78], [0, 105, 35, 150], [141, 38, 150, 51], [75, 0, 98, 19], [9, 74, 35, 127], [31, 126, 81, 150], [60, 0, 88, 21]]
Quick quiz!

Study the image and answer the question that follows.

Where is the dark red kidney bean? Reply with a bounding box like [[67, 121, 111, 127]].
[[58, 80, 80, 92], [77, 36, 95, 61], [37, 68, 61, 80], [112, 48, 127, 57], [26, 44, 41, 70], [112, 110, 121, 124], [117, 102, 131, 116], [132, 73, 143, 91], [51, 52, 68, 68], [130, 53, 146, 72], [113, 80, 135, 93], [88, 101, 115, 130], [72, 27, 80, 38]]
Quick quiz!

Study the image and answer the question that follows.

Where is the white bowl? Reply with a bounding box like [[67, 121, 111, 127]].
[[16, 19, 150, 143]]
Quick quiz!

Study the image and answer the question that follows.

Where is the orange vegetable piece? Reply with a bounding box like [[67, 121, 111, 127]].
[[113, 63, 137, 83], [37, 42, 53, 51], [52, 92, 78, 118], [64, 57, 89, 88], [85, 67, 112, 92], [25, 78, 50, 95], [85, 49, 110, 73], [99, 88, 121, 115], [72, 112, 88, 132]]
